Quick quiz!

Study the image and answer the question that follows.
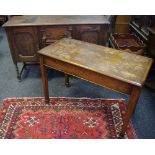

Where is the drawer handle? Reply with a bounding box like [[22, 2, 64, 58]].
[[63, 31, 72, 38], [41, 32, 72, 44], [81, 26, 100, 32], [68, 26, 73, 31], [42, 36, 47, 41], [19, 54, 37, 59]]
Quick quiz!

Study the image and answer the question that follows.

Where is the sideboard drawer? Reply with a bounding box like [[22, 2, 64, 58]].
[[39, 26, 73, 47]]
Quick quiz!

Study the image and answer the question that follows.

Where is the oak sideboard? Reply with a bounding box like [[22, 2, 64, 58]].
[[3, 15, 110, 80]]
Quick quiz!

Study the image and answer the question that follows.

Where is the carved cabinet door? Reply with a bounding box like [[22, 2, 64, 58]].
[[76, 25, 100, 44], [76, 25, 109, 46], [12, 27, 39, 62]]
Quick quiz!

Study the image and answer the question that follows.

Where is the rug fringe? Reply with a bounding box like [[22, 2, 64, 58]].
[[3, 97, 126, 101]]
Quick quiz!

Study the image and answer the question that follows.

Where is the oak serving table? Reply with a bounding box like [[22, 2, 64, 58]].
[[38, 38, 153, 138], [3, 15, 109, 81]]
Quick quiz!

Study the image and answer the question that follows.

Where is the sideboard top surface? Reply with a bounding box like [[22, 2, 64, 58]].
[[3, 15, 110, 27]]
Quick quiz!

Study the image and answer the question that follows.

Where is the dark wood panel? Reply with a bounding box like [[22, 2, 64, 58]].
[[12, 27, 39, 62], [75, 25, 109, 45], [76, 25, 100, 44]]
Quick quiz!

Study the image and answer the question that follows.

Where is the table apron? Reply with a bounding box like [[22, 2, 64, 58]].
[[42, 56, 134, 95]]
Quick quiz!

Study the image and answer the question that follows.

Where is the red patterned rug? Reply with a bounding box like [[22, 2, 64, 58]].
[[0, 97, 136, 139]]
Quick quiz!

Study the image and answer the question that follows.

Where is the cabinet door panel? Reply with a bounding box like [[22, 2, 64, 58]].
[[12, 27, 39, 62], [77, 25, 100, 44], [80, 31, 99, 44]]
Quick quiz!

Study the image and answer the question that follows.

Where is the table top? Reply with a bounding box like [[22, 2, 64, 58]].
[[3, 15, 109, 27], [38, 38, 153, 86]]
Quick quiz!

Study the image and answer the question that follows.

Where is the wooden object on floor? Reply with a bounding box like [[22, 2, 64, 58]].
[[38, 38, 153, 137], [110, 33, 146, 55], [3, 15, 110, 81]]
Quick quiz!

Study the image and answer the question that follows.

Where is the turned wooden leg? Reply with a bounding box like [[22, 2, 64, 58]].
[[40, 57, 49, 104], [65, 74, 70, 87], [15, 63, 21, 81], [119, 86, 141, 138], [14, 62, 27, 81]]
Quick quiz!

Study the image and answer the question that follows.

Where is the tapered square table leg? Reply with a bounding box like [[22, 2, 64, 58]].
[[119, 86, 141, 138], [40, 57, 49, 104]]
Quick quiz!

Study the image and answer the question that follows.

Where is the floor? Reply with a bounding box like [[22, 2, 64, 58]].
[[0, 28, 155, 138]]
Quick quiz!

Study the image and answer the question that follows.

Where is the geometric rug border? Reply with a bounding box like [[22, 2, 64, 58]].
[[0, 97, 137, 139]]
